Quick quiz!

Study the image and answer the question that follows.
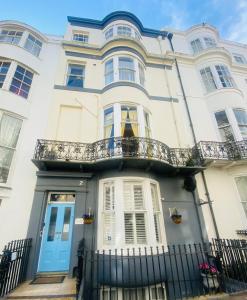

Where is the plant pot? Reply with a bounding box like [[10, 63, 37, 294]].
[[201, 273, 219, 289], [171, 215, 182, 224]]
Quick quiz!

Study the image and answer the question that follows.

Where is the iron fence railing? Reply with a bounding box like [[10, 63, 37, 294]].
[[197, 140, 247, 161], [76, 239, 247, 300], [0, 238, 32, 297], [33, 137, 203, 168]]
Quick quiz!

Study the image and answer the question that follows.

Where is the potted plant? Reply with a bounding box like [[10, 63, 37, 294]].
[[199, 263, 219, 290], [170, 208, 182, 224], [82, 208, 94, 224]]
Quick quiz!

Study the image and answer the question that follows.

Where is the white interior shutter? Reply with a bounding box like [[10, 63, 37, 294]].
[[133, 184, 144, 210], [103, 182, 115, 245], [123, 182, 133, 210], [151, 183, 161, 243], [135, 213, 147, 244], [124, 213, 134, 244]]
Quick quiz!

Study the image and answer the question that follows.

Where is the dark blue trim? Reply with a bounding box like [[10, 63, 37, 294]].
[[53, 84, 178, 102], [67, 11, 168, 38], [65, 50, 172, 69]]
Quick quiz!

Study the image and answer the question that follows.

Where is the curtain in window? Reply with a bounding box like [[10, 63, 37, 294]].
[[121, 106, 138, 137], [0, 114, 22, 183], [105, 59, 114, 85], [119, 57, 135, 81]]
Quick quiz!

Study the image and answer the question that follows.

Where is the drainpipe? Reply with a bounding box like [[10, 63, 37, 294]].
[[167, 33, 220, 240]]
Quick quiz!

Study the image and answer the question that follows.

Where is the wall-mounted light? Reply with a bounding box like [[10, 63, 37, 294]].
[[82, 207, 94, 224]]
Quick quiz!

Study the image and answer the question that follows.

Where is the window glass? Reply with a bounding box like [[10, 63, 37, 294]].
[[0, 112, 22, 183], [104, 107, 114, 139], [233, 54, 246, 64], [119, 57, 135, 82], [73, 33, 88, 43], [105, 28, 113, 40], [0, 61, 10, 88], [190, 38, 203, 54], [105, 59, 114, 85], [144, 111, 151, 138], [233, 109, 247, 140], [215, 110, 235, 142], [66, 64, 84, 87], [200, 67, 217, 92], [61, 207, 71, 241], [236, 177, 247, 218], [0, 30, 23, 45], [121, 105, 138, 137], [47, 207, 58, 242], [24, 34, 42, 57], [138, 63, 145, 86], [204, 37, 216, 48], [117, 26, 131, 37], [9, 65, 33, 99], [215, 65, 234, 88], [50, 193, 75, 202]]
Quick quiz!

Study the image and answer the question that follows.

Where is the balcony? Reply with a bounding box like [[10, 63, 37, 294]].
[[197, 140, 247, 166], [32, 137, 204, 175]]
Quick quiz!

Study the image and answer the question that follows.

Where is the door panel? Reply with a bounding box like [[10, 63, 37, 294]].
[[38, 203, 74, 272]]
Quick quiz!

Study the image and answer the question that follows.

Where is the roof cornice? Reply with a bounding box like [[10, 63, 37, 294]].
[[67, 11, 168, 38]]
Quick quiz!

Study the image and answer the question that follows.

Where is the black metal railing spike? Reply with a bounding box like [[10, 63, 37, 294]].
[[0, 238, 31, 297]]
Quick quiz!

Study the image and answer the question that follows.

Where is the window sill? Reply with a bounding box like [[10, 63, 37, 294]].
[[204, 87, 243, 98]]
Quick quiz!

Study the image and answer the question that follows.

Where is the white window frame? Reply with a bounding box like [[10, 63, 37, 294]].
[[215, 64, 234, 88], [66, 63, 85, 88], [97, 177, 166, 250], [24, 34, 42, 57], [214, 109, 235, 142], [200, 66, 217, 93], [101, 103, 151, 139], [0, 60, 11, 88], [0, 111, 23, 185], [233, 53, 246, 64], [233, 108, 247, 140], [104, 24, 141, 41], [0, 29, 23, 45], [203, 36, 216, 48], [190, 38, 203, 54], [72, 32, 89, 43], [235, 176, 247, 219]]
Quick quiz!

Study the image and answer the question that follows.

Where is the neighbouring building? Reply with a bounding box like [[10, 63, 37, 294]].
[[0, 11, 247, 299]]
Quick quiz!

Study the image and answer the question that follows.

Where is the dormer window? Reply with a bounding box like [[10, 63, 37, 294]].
[[117, 26, 131, 37], [233, 54, 246, 64], [24, 34, 42, 57], [0, 30, 23, 45], [73, 33, 89, 43], [203, 37, 216, 48], [190, 36, 217, 54], [190, 38, 203, 54]]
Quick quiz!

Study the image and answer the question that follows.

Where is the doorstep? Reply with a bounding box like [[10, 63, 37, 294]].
[[5, 276, 76, 300]]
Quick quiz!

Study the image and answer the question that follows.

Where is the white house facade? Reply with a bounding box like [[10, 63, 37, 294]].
[[0, 11, 247, 299]]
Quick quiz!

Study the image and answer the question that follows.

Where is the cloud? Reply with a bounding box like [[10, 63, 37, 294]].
[[226, 0, 247, 44]]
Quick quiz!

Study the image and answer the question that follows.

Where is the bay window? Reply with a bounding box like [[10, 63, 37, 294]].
[[200, 64, 235, 93], [215, 65, 234, 88], [105, 59, 114, 85], [214, 110, 234, 142], [233, 109, 247, 140], [104, 56, 145, 86], [190, 39, 203, 54], [119, 57, 135, 82], [0, 30, 23, 45], [104, 107, 114, 139], [121, 105, 138, 137], [105, 28, 113, 40], [24, 34, 42, 57], [99, 178, 165, 248], [0, 111, 22, 183], [0, 61, 11, 88], [203, 37, 216, 48], [9, 65, 33, 99], [200, 67, 217, 93], [117, 25, 131, 37]]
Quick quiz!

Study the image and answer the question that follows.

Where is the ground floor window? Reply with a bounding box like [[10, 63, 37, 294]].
[[235, 176, 247, 217], [101, 284, 167, 300], [99, 177, 166, 249]]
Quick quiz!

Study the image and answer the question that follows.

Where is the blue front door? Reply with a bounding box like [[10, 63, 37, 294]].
[[38, 203, 74, 272]]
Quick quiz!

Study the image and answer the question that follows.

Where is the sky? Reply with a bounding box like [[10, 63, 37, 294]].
[[0, 0, 246, 44]]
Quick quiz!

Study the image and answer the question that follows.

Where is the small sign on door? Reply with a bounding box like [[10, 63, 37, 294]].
[[75, 218, 84, 224]]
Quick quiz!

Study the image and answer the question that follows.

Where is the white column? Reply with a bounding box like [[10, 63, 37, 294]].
[[113, 56, 118, 82], [137, 105, 145, 137], [114, 103, 121, 137], [227, 107, 243, 141], [134, 59, 139, 84]]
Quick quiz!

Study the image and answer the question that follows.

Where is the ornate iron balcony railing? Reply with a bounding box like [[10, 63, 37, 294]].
[[197, 140, 247, 161], [33, 137, 203, 168]]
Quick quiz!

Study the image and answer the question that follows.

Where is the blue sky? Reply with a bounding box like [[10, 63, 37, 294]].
[[0, 0, 246, 43]]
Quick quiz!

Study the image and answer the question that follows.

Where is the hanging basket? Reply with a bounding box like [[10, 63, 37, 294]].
[[171, 214, 182, 224], [83, 214, 94, 224]]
